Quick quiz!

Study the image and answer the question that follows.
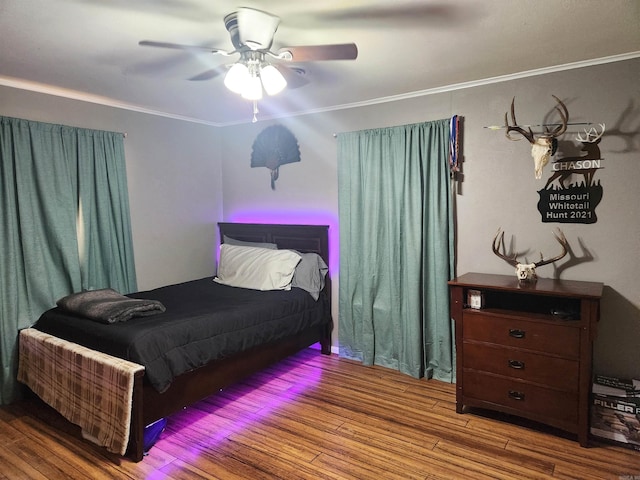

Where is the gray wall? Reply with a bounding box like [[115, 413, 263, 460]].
[[2, 57, 638, 379], [219, 58, 640, 379]]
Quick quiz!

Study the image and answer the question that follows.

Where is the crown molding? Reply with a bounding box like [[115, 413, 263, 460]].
[[2, 51, 638, 127], [0, 76, 223, 127], [280, 51, 640, 119]]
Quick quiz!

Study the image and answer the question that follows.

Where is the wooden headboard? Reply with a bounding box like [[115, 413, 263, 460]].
[[218, 222, 332, 314], [218, 222, 330, 268]]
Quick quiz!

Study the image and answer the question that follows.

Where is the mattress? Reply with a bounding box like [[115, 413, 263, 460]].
[[34, 277, 327, 393]]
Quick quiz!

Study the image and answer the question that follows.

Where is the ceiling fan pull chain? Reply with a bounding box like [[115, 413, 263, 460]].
[[252, 101, 259, 123]]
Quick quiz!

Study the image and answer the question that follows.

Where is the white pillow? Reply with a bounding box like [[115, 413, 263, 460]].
[[214, 244, 302, 291]]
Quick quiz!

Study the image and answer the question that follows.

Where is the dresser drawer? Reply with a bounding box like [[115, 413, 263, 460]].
[[463, 371, 578, 424], [462, 311, 580, 358], [462, 342, 579, 392]]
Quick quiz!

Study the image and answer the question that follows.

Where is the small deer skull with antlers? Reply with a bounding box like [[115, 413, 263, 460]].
[[505, 95, 569, 179], [492, 228, 569, 282]]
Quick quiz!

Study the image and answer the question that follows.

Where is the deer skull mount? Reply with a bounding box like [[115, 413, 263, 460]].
[[492, 228, 569, 282], [505, 95, 569, 179]]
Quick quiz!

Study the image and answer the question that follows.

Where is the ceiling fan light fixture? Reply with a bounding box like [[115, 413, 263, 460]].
[[142, 7, 358, 121], [260, 64, 287, 96], [224, 62, 250, 94]]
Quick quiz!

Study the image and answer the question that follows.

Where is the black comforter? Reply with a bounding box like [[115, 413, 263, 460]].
[[34, 278, 328, 393]]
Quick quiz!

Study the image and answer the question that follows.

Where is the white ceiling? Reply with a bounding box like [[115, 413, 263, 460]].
[[1, 0, 639, 126]]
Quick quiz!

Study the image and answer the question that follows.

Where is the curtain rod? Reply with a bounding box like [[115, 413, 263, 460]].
[[484, 122, 592, 130], [333, 116, 461, 137]]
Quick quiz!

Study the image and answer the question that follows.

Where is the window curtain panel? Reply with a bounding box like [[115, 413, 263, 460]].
[[0, 116, 137, 404], [337, 119, 455, 382]]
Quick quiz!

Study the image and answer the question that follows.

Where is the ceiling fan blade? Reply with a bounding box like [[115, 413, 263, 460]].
[[278, 43, 358, 62], [124, 54, 195, 77], [188, 67, 226, 81], [276, 66, 309, 89], [315, 3, 465, 25], [139, 40, 229, 55], [237, 7, 280, 50]]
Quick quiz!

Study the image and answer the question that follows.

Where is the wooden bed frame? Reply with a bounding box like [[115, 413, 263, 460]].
[[125, 222, 333, 461]]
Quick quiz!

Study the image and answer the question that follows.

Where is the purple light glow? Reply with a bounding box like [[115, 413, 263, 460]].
[[144, 351, 323, 471], [224, 209, 340, 275]]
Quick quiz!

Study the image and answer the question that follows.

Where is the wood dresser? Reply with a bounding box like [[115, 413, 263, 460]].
[[449, 272, 603, 446]]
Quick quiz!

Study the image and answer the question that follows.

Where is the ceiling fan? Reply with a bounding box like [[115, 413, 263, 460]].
[[139, 7, 358, 120]]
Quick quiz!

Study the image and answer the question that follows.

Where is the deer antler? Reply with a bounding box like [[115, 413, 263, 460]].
[[576, 123, 606, 143], [492, 228, 519, 267], [543, 95, 569, 138], [504, 95, 569, 142], [533, 229, 569, 267], [504, 97, 535, 143]]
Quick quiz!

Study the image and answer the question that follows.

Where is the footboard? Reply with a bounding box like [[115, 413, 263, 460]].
[[18, 328, 144, 457]]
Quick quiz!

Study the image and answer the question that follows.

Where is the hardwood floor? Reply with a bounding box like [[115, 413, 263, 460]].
[[1, 347, 638, 479]]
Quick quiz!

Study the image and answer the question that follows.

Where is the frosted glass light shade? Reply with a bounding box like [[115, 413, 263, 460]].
[[241, 75, 263, 100], [260, 64, 287, 95], [224, 63, 250, 94]]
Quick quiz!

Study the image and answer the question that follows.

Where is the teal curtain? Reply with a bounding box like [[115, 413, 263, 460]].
[[0, 116, 137, 404], [337, 119, 455, 382]]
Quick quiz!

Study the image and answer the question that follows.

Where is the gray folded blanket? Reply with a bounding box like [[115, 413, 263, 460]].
[[56, 288, 166, 324]]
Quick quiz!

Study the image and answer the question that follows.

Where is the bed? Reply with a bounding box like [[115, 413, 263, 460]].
[[17, 222, 332, 462]]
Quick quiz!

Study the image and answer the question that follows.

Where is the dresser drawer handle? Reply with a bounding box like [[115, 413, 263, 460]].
[[508, 329, 526, 339], [508, 390, 525, 401], [508, 359, 525, 369]]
